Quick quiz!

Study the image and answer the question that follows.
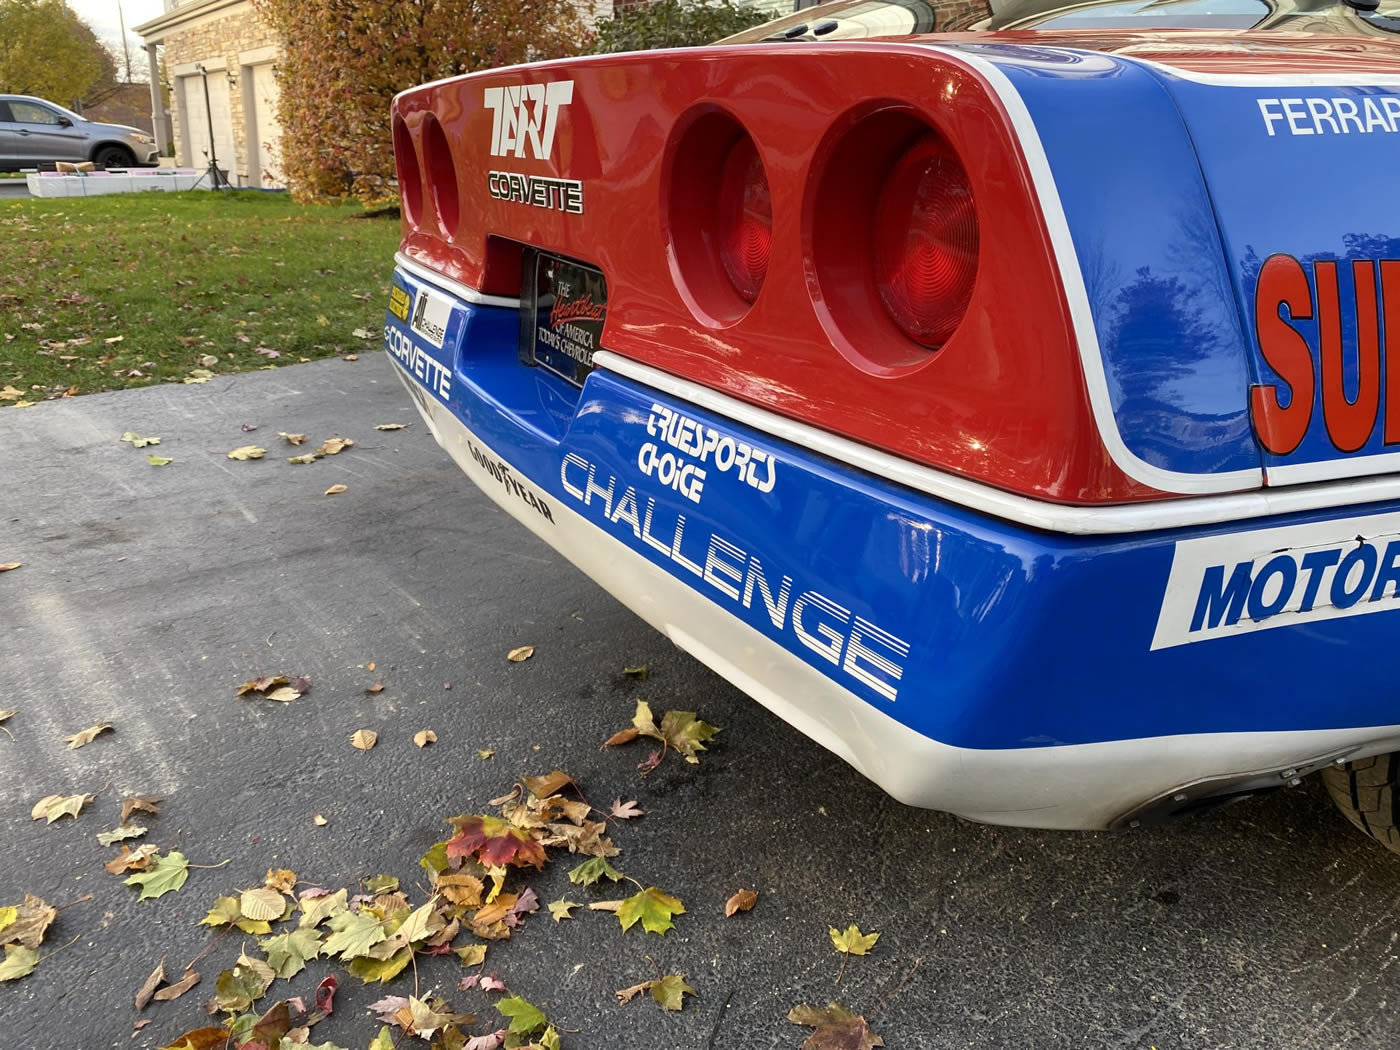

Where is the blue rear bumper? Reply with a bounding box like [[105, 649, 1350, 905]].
[[385, 261, 1400, 827]]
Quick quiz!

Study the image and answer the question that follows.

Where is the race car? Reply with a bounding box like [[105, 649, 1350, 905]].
[[383, 0, 1400, 852]]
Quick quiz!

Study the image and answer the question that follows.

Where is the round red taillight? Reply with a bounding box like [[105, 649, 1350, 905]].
[[421, 114, 459, 239], [715, 138, 772, 303], [873, 131, 978, 349]]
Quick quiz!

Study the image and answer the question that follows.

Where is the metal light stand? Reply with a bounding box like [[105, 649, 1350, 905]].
[[194, 63, 224, 190]]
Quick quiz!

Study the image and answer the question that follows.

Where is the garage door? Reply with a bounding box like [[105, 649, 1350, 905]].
[[250, 63, 284, 189], [179, 72, 235, 184]]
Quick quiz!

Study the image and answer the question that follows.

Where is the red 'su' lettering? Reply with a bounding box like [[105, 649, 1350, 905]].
[[1318, 260, 1381, 453], [1251, 253, 1315, 456]]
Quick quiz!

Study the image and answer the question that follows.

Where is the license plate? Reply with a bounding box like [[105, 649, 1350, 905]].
[[520, 250, 606, 387]]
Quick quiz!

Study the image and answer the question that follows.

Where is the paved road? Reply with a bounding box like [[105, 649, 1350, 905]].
[[3, 354, 1399, 1050]]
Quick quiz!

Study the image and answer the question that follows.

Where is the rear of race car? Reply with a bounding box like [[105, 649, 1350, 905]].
[[383, 36, 1400, 834]]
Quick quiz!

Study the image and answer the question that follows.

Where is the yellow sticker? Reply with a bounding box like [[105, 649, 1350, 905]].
[[388, 285, 412, 322]]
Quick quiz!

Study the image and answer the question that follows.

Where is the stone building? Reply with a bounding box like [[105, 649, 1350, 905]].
[[134, 0, 284, 189]]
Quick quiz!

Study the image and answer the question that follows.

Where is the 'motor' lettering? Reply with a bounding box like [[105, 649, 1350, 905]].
[[1250, 253, 1400, 457]]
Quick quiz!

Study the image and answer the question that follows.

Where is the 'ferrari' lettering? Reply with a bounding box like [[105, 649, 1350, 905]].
[[1257, 95, 1400, 136]]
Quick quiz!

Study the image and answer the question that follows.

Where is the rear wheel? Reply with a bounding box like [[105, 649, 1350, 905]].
[[93, 144, 136, 169], [1322, 754, 1400, 854]]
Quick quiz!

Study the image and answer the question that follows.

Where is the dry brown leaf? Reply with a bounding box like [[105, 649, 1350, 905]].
[[313, 814, 328, 826], [134, 958, 165, 1010], [476, 748, 494, 760], [588, 900, 625, 913], [287, 453, 317, 465], [367, 661, 376, 672], [615, 981, 653, 1005], [725, 889, 758, 917], [413, 730, 437, 748], [325, 484, 348, 495], [63, 722, 114, 749], [365, 681, 384, 695], [0, 563, 20, 572], [105, 843, 158, 874], [374, 423, 408, 431], [120, 795, 162, 823], [603, 727, 640, 748], [506, 645, 535, 663], [264, 869, 297, 894], [240, 887, 285, 921], [278, 432, 307, 445], [350, 729, 377, 751], [31, 792, 95, 823], [152, 970, 200, 1002], [315, 437, 354, 456]]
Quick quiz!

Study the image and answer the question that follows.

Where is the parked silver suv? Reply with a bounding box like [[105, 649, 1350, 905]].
[[0, 95, 159, 170]]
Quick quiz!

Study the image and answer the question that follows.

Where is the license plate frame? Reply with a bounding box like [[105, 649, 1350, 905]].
[[519, 248, 607, 388]]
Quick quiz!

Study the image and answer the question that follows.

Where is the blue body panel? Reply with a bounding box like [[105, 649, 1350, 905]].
[[386, 266, 1400, 752]]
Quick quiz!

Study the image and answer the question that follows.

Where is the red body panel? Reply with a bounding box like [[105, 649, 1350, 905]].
[[392, 43, 1171, 505]]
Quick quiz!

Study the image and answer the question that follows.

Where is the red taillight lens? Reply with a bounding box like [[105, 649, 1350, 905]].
[[716, 138, 772, 304], [874, 132, 978, 349]]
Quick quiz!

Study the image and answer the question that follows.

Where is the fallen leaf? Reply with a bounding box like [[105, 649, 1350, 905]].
[[96, 824, 147, 846], [198, 354, 218, 367], [146, 453, 173, 466], [105, 335, 124, 344], [637, 750, 663, 776], [622, 664, 649, 679], [618, 886, 685, 936], [227, 445, 266, 461], [120, 432, 160, 448], [264, 686, 301, 702], [725, 889, 758, 917], [344, 353, 359, 361], [829, 924, 880, 956], [31, 791, 95, 823], [123, 850, 190, 900], [615, 981, 652, 1004], [213, 952, 275, 1012], [313, 814, 328, 826], [0, 708, 14, 721], [414, 730, 437, 748], [265, 868, 297, 894], [259, 927, 321, 979], [132, 1020, 151, 1032], [350, 729, 378, 751], [153, 969, 200, 1002], [325, 484, 348, 495], [315, 437, 353, 456], [3, 895, 55, 949], [446, 814, 546, 869], [464, 1032, 507, 1050], [522, 770, 575, 798], [62, 722, 113, 749], [787, 1003, 885, 1050], [241, 423, 260, 432], [476, 749, 494, 760], [279, 432, 307, 445], [0, 566, 17, 575], [240, 887, 285, 922], [374, 423, 408, 430], [298, 888, 347, 929], [183, 368, 213, 384], [496, 996, 546, 1036], [105, 843, 159, 874], [156, 1027, 228, 1050], [567, 857, 623, 886], [352, 328, 374, 340], [506, 645, 535, 663], [610, 799, 643, 820], [322, 910, 386, 960], [134, 958, 166, 1009], [603, 727, 639, 748], [547, 899, 578, 922], [650, 974, 695, 1012], [368, 994, 410, 1023], [0, 944, 38, 982], [120, 795, 162, 823], [455, 944, 488, 967], [287, 452, 317, 464]]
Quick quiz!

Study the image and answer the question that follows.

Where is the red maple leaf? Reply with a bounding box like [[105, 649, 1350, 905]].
[[446, 814, 547, 869]]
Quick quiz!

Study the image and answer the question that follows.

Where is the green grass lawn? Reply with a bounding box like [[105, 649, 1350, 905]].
[[0, 191, 401, 406]]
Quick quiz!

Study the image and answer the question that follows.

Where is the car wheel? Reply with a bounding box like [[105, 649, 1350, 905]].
[[1322, 754, 1400, 854], [93, 145, 136, 169]]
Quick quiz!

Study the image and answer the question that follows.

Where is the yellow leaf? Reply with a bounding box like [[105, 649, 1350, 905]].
[[313, 814, 328, 826], [413, 730, 436, 748], [829, 924, 880, 956], [325, 484, 348, 495], [548, 900, 578, 922], [0, 563, 19, 572], [278, 432, 307, 445], [62, 722, 113, 749], [227, 446, 265, 461], [350, 729, 377, 751], [507, 646, 535, 663]]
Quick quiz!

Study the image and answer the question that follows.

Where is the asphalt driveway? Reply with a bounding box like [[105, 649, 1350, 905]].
[[2, 353, 1398, 1050]]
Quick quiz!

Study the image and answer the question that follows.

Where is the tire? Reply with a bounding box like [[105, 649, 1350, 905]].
[[93, 145, 136, 169], [1322, 754, 1400, 854]]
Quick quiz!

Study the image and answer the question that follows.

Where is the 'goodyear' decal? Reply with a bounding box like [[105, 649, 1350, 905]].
[[1152, 511, 1400, 649]]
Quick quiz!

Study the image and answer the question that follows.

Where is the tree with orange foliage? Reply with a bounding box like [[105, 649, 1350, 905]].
[[256, 0, 590, 201]]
